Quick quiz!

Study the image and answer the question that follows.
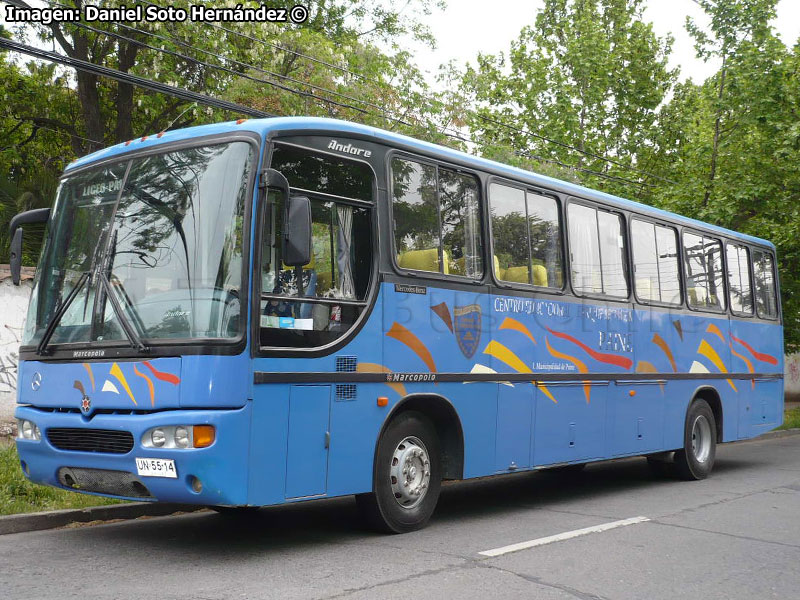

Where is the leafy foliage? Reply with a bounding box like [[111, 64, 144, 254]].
[[0, 442, 122, 515]]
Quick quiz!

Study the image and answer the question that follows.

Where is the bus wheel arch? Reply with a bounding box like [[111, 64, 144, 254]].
[[377, 393, 464, 481], [692, 386, 723, 443]]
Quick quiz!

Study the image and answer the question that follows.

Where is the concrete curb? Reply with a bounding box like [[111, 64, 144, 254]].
[[0, 502, 204, 536]]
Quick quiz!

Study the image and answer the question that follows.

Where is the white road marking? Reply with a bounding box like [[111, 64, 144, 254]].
[[478, 516, 650, 557]]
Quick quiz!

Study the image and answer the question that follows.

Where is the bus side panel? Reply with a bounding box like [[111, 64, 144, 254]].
[[452, 382, 498, 478], [321, 306, 387, 498], [382, 282, 497, 480], [327, 382, 390, 497], [247, 386, 290, 505], [729, 318, 784, 438], [611, 305, 669, 456]]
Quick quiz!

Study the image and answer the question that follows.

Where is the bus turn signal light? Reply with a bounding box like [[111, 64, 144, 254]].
[[377, 396, 388, 407], [193, 425, 216, 448]]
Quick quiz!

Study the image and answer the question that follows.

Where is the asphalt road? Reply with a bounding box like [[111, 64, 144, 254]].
[[2, 434, 799, 600]]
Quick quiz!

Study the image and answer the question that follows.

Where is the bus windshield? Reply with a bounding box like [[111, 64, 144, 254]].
[[23, 141, 255, 349]]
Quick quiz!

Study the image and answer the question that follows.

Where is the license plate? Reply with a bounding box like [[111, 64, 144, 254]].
[[135, 457, 177, 478]]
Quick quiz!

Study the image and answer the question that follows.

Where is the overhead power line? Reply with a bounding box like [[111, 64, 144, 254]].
[[39, 0, 405, 123], [0, 23, 654, 192], [139, 0, 373, 85], [0, 37, 651, 192], [30, 0, 671, 185], [0, 37, 274, 119]]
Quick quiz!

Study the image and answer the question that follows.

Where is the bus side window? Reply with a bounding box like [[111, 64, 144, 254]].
[[391, 157, 483, 279], [753, 249, 778, 319], [684, 232, 725, 311], [631, 220, 680, 305], [568, 203, 628, 298], [391, 158, 440, 273], [527, 192, 563, 288], [489, 183, 563, 288], [489, 182, 530, 284], [727, 243, 753, 315], [440, 168, 483, 278]]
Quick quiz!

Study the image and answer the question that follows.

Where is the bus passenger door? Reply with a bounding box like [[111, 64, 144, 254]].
[[285, 385, 331, 499], [495, 383, 533, 472]]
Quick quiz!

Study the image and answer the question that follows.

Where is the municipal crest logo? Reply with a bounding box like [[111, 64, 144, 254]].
[[74, 380, 91, 415], [454, 304, 482, 359]]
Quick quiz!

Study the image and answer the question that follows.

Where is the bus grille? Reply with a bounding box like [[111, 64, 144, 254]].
[[58, 467, 152, 498], [47, 428, 135, 454]]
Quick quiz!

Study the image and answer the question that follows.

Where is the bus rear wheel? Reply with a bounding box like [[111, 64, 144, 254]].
[[357, 411, 442, 533], [674, 399, 717, 480]]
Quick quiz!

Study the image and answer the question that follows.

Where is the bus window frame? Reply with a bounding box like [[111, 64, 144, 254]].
[[628, 216, 683, 309], [252, 136, 381, 358], [723, 239, 754, 318], [565, 197, 631, 303], [387, 150, 486, 284], [751, 246, 780, 321], [681, 227, 728, 315], [486, 175, 567, 294]]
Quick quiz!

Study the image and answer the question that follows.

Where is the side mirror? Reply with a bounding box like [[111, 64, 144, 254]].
[[282, 195, 312, 267], [8, 207, 50, 286], [10, 228, 23, 285]]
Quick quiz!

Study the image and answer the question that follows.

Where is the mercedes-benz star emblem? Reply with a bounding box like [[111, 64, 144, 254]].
[[31, 372, 42, 391]]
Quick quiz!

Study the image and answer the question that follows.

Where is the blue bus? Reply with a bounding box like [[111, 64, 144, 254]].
[[9, 117, 783, 532]]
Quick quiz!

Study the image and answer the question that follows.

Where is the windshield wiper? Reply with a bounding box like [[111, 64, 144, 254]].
[[96, 229, 149, 353], [96, 271, 149, 353], [36, 271, 91, 355]]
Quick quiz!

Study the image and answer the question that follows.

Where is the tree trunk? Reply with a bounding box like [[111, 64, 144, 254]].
[[114, 41, 139, 143], [75, 71, 105, 154], [71, 31, 105, 153], [703, 56, 727, 207]]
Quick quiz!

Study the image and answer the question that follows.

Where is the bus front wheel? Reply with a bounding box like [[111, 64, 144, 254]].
[[357, 411, 442, 533], [674, 399, 717, 480]]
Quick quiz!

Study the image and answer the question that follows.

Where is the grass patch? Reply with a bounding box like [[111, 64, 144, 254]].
[[0, 441, 124, 516], [777, 407, 800, 431]]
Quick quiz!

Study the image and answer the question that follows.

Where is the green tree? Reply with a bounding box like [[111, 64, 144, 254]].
[[461, 0, 676, 199], [653, 0, 800, 346], [1, 0, 448, 262]]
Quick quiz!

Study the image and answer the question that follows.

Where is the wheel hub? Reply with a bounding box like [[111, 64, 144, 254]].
[[691, 415, 712, 463], [390, 436, 431, 509]]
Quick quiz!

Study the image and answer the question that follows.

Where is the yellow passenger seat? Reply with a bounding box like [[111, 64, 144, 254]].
[[502, 266, 529, 283], [397, 248, 449, 274]]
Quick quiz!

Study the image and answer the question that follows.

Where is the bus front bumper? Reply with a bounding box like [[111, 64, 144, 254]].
[[14, 403, 252, 506]]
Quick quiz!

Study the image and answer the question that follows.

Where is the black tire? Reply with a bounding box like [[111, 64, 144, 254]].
[[674, 399, 717, 480], [356, 411, 442, 533]]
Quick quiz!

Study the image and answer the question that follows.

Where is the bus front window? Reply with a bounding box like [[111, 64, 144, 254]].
[[259, 143, 374, 349], [23, 141, 255, 350]]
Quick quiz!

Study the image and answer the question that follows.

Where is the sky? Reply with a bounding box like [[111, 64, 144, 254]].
[[413, 0, 800, 85]]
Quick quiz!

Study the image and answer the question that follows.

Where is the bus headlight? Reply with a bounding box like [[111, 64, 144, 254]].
[[141, 425, 215, 449], [17, 419, 41, 441], [150, 428, 167, 447], [174, 426, 190, 449]]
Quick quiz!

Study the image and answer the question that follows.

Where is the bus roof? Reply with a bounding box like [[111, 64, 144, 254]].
[[67, 116, 774, 249]]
